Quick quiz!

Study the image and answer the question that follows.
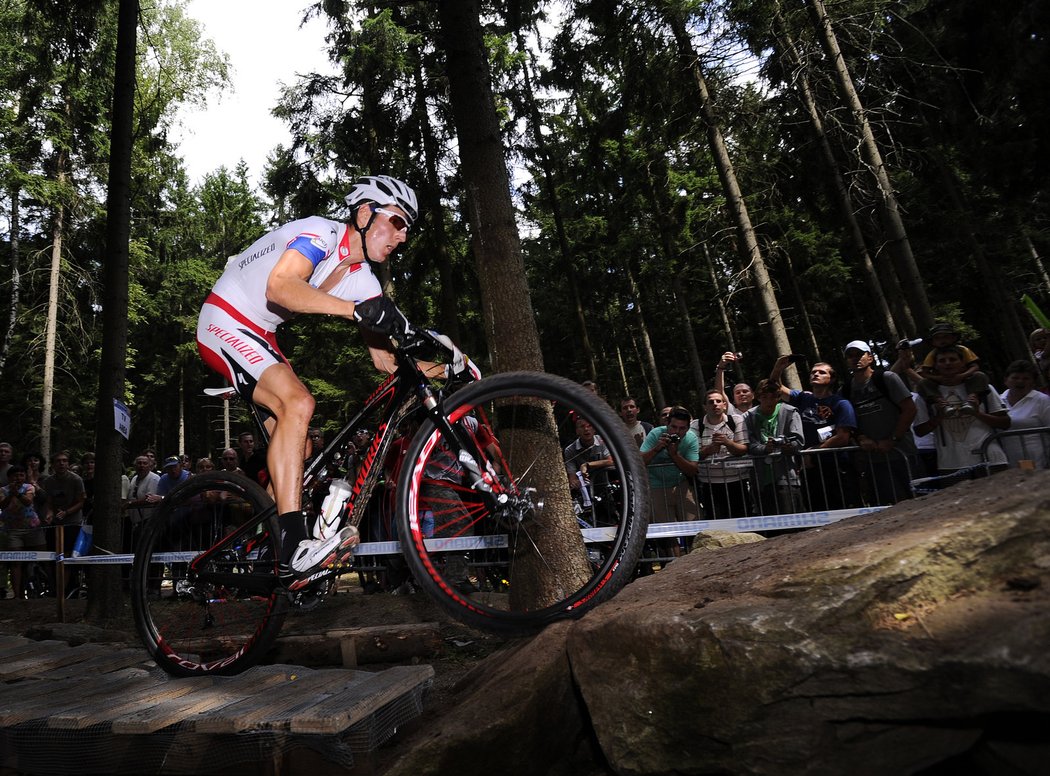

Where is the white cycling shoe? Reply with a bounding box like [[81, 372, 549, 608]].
[[280, 525, 360, 583]]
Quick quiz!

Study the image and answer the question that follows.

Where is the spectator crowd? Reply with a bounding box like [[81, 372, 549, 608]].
[[567, 324, 1050, 555], [5, 322, 1049, 598]]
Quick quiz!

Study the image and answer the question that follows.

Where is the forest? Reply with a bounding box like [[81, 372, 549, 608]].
[[1, 0, 1048, 465]]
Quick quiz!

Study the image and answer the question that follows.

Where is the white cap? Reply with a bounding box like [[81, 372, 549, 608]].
[[843, 340, 871, 355]]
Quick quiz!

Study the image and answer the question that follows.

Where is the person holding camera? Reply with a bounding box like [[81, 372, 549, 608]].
[[640, 406, 700, 557], [844, 339, 917, 504], [745, 380, 805, 515], [713, 351, 755, 415], [693, 390, 752, 519]]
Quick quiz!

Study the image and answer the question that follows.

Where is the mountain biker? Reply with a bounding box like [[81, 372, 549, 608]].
[[195, 174, 427, 584]]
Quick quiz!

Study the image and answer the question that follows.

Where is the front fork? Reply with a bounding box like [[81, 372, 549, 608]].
[[420, 386, 506, 511]]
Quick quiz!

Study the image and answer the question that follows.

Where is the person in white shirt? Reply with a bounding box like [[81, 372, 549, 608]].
[[125, 455, 161, 542], [914, 346, 1010, 473], [1000, 360, 1050, 468]]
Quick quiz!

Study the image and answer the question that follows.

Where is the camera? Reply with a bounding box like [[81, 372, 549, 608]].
[[769, 436, 787, 446], [787, 353, 805, 364], [665, 433, 681, 445], [897, 338, 924, 350]]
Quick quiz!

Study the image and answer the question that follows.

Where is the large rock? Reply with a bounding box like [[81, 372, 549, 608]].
[[388, 470, 1050, 774], [384, 620, 600, 776], [571, 469, 1050, 774]]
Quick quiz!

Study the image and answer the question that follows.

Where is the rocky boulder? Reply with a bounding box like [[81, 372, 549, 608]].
[[387, 469, 1050, 775]]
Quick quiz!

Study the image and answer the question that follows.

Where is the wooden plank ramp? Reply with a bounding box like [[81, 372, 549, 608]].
[[0, 635, 434, 775]]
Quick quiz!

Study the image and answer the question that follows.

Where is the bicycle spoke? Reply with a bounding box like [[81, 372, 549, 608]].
[[132, 471, 287, 677], [398, 372, 647, 633]]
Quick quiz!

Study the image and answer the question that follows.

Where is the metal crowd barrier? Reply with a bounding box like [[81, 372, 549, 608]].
[[980, 426, 1050, 470], [1, 443, 925, 614], [647, 445, 913, 526]]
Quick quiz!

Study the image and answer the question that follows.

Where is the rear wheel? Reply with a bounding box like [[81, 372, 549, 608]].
[[396, 372, 648, 634], [131, 471, 287, 676]]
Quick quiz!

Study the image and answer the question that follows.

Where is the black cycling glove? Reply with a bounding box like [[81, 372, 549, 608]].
[[353, 296, 413, 339]]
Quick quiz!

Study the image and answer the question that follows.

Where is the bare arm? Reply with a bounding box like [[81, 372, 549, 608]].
[[714, 352, 738, 403], [820, 425, 854, 449], [768, 356, 793, 400], [265, 249, 359, 319]]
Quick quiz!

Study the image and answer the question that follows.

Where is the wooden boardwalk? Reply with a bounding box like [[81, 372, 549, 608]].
[[0, 633, 434, 774]]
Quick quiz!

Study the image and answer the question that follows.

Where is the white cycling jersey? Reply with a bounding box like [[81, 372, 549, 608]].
[[210, 216, 381, 331], [196, 216, 382, 399]]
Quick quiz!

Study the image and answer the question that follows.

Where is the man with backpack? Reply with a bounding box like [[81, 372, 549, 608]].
[[843, 340, 917, 505], [768, 355, 857, 511]]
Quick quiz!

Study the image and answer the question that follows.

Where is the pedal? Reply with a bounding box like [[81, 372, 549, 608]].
[[287, 584, 329, 611]]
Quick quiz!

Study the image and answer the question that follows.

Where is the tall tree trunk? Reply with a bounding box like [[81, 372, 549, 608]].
[[666, 12, 796, 367], [773, 6, 902, 340], [704, 243, 738, 355], [780, 248, 814, 387], [615, 343, 629, 401], [673, 276, 707, 402], [512, 20, 597, 381], [41, 165, 66, 464], [361, 6, 392, 295], [178, 370, 185, 455], [438, 0, 589, 606], [628, 327, 658, 412], [806, 0, 933, 333], [1024, 233, 1050, 300], [438, 0, 543, 374], [87, 0, 137, 622], [410, 46, 461, 342], [0, 182, 21, 378], [625, 263, 666, 410]]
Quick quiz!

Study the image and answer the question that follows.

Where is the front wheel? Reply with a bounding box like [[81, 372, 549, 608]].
[[396, 372, 649, 634], [131, 471, 287, 676]]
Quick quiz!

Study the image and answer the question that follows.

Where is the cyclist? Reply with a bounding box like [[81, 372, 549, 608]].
[[196, 174, 422, 584]]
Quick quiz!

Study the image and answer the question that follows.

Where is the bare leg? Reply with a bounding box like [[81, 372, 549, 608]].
[[251, 363, 315, 515], [251, 364, 316, 565]]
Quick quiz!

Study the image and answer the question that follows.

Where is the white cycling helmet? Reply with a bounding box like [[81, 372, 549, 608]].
[[345, 175, 419, 226]]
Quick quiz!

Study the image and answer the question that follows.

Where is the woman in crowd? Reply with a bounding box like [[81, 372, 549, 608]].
[[999, 359, 1050, 468]]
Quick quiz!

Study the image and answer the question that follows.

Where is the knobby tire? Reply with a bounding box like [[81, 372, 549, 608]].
[[396, 371, 649, 634], [131, 470, 287, 677]]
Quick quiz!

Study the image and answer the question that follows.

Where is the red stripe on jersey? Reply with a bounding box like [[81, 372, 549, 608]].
[[338, 227, 353, 261], [204, 292, 270, 337]]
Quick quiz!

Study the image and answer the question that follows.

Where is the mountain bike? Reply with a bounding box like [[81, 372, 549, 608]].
[[131, 328, 648, 676]]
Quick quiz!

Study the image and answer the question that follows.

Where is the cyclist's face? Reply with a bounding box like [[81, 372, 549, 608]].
[[366, 204, 409, 262]]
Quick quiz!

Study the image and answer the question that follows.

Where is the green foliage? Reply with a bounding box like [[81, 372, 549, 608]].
[[4, 0, 1046, 459]]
